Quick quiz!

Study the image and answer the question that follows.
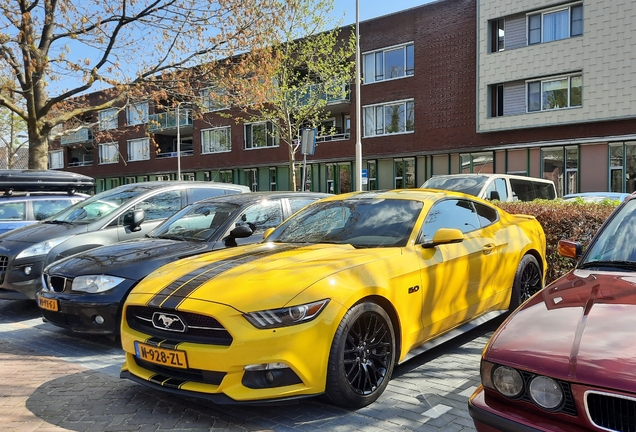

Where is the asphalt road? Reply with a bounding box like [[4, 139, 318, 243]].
[[0, 299, 503, 431]]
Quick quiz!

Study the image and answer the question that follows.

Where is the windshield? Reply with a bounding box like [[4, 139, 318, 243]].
[[582, 199, 636, 265], [268, 199, 423, 248], [47, 188, 145, 224], [150, 202, 239, 241], [422, 176, 488, 196]]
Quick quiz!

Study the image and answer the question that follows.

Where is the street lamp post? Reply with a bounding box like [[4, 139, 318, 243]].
[[355, 0, 362, 191]]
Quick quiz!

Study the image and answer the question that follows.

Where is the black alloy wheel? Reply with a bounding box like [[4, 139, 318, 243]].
[[510, 254, 543, 311]]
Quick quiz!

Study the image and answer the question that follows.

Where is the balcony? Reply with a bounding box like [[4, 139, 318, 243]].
[[156, 150, 194, 159], [148, 109, 194, 132], [60, 128, 93, 145]]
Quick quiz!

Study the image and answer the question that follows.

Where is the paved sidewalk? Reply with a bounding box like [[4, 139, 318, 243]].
[[0, 299, 497, 432]]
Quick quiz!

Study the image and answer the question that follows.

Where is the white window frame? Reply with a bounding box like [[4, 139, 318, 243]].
[[526, 74, 582, 113], [200, 87, 228, 112], [201, 126, 232, 154], [527, 3, 583, 45], [244, 168, 258, 191], [126, 101, 149, 126], [363, 42, 414, 84], [98, 108, 118, 130], [48, 150, 64, 169], [244, 122, 279, 149], [127, 138, 150, 161], [269, 167, 277, 191], [363, 99, 415, 138], [99, 142, 119, 165]]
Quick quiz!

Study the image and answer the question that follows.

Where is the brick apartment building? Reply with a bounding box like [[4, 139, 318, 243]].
[[52, 0, 636, 197]]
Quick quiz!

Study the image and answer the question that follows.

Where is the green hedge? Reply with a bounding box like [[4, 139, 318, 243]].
[[494, 199, 619, 284]]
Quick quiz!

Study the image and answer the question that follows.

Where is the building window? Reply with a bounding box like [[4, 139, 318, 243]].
[[125, 177, 136, 184], [126, 101, 149, 125], [48, 150, 63, 169], [490, 19, 505, 52], [200, 87, 228, 112], [363, 43, 414, 84], [127, 138, 150, 161], [542, 146, 578, 196], [269, 168, 277, 191], [528, 75, 582, 112], [461, 152, 494, 173], [394, 158, 415, 189], [201, 126, 231, 154], [363, 99, 414, 137], [98, 108, 118, 130], [528, 4, 583, 45], [219, 170, 233, 183], [245, 122, 279, 149], [244, 168, 258, 191], [609, 142, 636, 193], [489, 84, 504, 117], [99, 142, 119, 164]]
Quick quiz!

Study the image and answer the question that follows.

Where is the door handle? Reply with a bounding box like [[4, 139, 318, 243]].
[[482, 243, 496, 255]]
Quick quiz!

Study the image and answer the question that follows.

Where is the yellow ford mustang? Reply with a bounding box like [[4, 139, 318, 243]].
[[120, 189, 546, 408]]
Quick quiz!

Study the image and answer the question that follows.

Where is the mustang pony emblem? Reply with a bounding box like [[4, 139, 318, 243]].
[[151, 312, 186, 332]]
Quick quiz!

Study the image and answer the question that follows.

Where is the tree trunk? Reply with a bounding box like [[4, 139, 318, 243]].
[[288, 147, 296, 191], [28, 134, 49, 170]]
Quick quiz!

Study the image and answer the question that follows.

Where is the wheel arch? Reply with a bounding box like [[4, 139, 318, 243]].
[[523, 248, 545, 283]]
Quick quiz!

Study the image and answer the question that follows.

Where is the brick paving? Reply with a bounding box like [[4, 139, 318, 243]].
[[0, 299, 501, 431]]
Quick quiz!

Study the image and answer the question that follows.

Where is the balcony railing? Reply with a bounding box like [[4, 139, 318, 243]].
[[60, 128, 93, 145], [295, 83, 351, 106], [148, 109, 194, 132], [156, 150, 194, 159]]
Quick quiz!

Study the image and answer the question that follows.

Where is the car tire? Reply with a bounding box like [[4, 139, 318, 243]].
[[324, 302, 396, 408], [509, 254, 543, 311]]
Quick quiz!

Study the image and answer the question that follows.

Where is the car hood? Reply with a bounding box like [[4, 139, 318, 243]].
[[0, 221, 87, 245], [46, 238, 213, 280], [130, 242, 401, 312], [486, 270, 636, 393]]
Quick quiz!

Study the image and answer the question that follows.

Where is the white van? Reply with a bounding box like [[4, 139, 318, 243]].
[[421, 173, 557, 202]]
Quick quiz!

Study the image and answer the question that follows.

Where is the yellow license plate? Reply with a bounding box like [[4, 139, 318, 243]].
[[38, 297, 59, 312], [134, 342, 189, 369]]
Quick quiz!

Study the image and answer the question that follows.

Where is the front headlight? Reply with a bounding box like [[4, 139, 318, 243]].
[[15, 236, 73, 260], [529, 376, 563, 409], [71, 275, 125, 293], [243, 299, 330, 329], [492, 365, 524, 398]]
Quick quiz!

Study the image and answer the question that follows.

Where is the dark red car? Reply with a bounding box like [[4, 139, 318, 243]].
[[469, 194, 636, 432]]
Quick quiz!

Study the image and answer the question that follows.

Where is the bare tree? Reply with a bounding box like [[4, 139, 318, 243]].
[[0, 0, 286, 168]]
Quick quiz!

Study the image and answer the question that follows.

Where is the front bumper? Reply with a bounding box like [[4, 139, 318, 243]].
[[120, 296, 344, 403], [0, 259, 46, 300], [37, 281, 135, 334]]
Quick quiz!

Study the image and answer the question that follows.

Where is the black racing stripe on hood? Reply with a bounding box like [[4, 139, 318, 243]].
[[147, 244, 302, 309]]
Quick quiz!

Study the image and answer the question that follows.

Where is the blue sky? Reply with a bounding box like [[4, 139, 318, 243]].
[[332, 0, 436, 24]]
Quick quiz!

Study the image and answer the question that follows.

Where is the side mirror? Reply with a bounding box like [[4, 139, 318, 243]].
[[228, 224, 253, 239], [489, 191, 501, 201], [557, 239, 582, 259], [124, 209, 146, 232], [422, 228, 464, 248]]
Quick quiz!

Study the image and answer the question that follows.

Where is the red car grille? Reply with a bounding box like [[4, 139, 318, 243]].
[[587, 391, 636, 432]]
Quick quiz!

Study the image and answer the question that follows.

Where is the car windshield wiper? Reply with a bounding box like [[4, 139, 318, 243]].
[[578, 260, 636, 271], [43, 220, 72, 224]]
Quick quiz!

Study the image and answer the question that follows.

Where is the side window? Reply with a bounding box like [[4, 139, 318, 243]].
[[484, 178, 509, 201], [420, 199, 481, 242], [236, 201, 283, 233], [289, 198, 320, 215], [189, 187, 227, 204], [474, 202, 499, 227], [509, 179, 534, 201], [136, 190, 182, 221], [0, 202, 25, 220], [533, 181, 556, 199], [32, 199, 73, 220]]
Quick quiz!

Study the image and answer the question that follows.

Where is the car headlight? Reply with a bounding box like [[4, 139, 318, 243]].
[[529, 375, 563, 409], [15, 236, 73, 260], [71, 275, 125, 293], [492, 365, 524, 398], [243, 299, 330, 329]]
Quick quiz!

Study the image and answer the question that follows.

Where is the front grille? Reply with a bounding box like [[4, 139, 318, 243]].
[[126, 305, 233, 345], [587, 391, 636, 432], [49, 276, 69, 293], [0, 255, 8, 272], [518, 370, 577, 416], [134, 357, 226, 385]]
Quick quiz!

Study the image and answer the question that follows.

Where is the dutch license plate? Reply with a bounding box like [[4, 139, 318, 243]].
[[134, 341, 188, 369], [38, 296, 58, 312]]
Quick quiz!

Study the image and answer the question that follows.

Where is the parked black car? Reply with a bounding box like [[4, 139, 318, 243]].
[[37, 191, 330, 335], [0, 181, 250, 301]]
